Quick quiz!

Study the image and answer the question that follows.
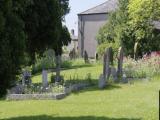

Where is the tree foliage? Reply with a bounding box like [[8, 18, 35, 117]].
[[23, 0, 70, 61], [127, 0, 160, 57], [97, 0, 160, 58], [0, 0, 70, 97], [97, 0, 129, 56], [0, 0, 26, 97]]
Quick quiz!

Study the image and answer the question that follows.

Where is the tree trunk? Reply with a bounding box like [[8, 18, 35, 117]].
[[134, 42, 138, 60]]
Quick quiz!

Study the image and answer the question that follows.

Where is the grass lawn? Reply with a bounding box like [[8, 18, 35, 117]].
[[32, 63, 103, 83], [0, 64, 159, 120]]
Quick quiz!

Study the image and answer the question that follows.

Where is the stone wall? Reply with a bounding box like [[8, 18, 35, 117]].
[[7, 93, 66, 100], [7, 82, 91, 101]]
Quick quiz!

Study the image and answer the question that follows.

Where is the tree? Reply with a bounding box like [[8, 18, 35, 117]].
[[97, 0, 129, 57], [22, 0, 70, 60], [54, 25, 71, 82], [0, 0, 70, 97], [23, 0, 71, 82], [128, 0, 160, 58], [97, 0, 160, 58], [0, 0, 26, 97]]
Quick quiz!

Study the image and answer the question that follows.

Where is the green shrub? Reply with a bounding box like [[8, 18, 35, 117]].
[[50, 74, 64, 85], [50, 74, 56, 83], [32, 50, 55, 74], [97, 42, 119, 59], [61, 60, 72, 68]]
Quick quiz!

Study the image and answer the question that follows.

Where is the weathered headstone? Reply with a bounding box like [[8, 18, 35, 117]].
[[84, 50, 89, 63], [122, 73, 128, 83], [69, 48, 76, 59], [110, 67, 118, 82], [42, 70, 48, 88], [99, 47, 112, 88], [103, 47, 112, 82], [117, 47, 124, 78], [9, 84, 24, 94], [22, 71, 31, 86], [98, 74, 106, 89], [95, 52, 98, 61]]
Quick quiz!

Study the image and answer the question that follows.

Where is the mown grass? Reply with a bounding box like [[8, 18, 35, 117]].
[[32, 63, 103, 83], [0, 64, 160, 120], [0, 76, 159, 120]]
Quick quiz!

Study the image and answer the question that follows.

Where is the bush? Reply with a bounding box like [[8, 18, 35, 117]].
[[32, 50, 55, 74], [50, 74, 64, 85], [97, 42, 119, 59], [61, 60, 72, 68], [50, 74, 56, 83]]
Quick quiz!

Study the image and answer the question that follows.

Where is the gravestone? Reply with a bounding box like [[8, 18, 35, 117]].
[[99, 47, 112, 88], [69, 48, 76, 59], [84, 50, 89, 63], [103, 47, 112, 82], [9, 84, 24, 94], [22, 71, 31, 86], [110, 67, 118, 82], [117, 47, 124, 78], [95, 52, 98, 61], [98, 74, 106, 89], [42, 70, 48, 88], [122, 73, 128, 83]]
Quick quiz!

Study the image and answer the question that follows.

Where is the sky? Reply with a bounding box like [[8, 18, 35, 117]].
[[65, 0, 107, 36]]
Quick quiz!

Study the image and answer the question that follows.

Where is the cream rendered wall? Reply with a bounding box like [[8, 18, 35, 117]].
[[78, 13, 108, 58]]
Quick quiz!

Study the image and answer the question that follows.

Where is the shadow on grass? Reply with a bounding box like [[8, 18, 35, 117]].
[[32, 64, 93, 77], [72, 83, 122, 95], [0, 115, 141, 120], [61, 64, 93, 71], [0, 98, 5, 101]]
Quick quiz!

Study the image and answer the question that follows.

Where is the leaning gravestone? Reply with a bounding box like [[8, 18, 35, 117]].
[[117, 47, 124, 78], [42, 70, 48, 88]]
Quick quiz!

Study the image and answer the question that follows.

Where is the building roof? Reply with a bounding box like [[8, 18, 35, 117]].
[[78, 0, 118, 15]]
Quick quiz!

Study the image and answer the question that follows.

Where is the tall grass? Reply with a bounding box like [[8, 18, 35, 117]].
[[124, 54, 160, 78]]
